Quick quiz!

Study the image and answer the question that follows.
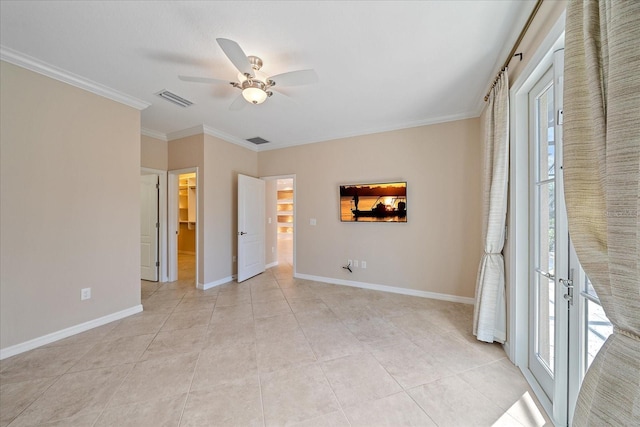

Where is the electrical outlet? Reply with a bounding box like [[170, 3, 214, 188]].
[[81, 288, 91, 300], [268, 217, 272, 224], [353, 260, 359, 268], [361, 261, 367, 269]]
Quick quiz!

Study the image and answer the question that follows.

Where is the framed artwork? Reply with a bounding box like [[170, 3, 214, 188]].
[[339, 182, 407, 222]]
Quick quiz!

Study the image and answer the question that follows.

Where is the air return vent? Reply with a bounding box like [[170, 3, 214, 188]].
[[247, 137, 270, 145], [155, 90, 193, 107]]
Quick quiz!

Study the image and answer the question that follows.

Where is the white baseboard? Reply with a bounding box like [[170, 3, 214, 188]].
[[294, 273, 475, 305], [198, 275, 235, 290], [0, 304, 143, 360], [266, 261, 279, 269]]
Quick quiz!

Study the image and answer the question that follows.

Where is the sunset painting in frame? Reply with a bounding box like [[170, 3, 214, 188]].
[[339, 182, 407, 222]]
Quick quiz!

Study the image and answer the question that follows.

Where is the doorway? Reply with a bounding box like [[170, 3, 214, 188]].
[[262, 175, 296, 276], [510, 31, 613, 426], [168, 168, 198, 285], [177, 172, 196, 281], [276, 178, 294, 268]]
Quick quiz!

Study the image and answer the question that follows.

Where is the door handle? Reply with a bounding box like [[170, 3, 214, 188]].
[[238, 231, 247, 236], [559, 278, 573, 288], [560, 269, 575, 305], [535, 268, 555, 280]]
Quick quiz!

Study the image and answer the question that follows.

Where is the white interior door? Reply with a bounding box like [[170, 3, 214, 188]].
[[140, 174, 159, 281], [237, 174, 265, 282]]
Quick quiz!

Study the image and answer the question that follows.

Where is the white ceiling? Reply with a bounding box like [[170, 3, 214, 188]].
[[0, 1, 536, 150]]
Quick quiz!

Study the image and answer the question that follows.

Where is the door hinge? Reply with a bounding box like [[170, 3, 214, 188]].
[[156, 183, 160, 189], [156, 261, 160, 267], [156, 222, 159, 228]]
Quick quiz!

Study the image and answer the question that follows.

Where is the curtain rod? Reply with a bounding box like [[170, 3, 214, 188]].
[[484, 0, 544, 101]]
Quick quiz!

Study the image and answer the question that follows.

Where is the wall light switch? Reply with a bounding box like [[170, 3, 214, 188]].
[[268, 217, 272, 224], [310, 218, 317, 226], [81, 288, 91, 300], [353, 260, 359, 268], [361, 261, 367, 269]]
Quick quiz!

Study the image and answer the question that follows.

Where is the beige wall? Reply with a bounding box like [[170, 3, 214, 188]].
[[259, 119, 482, 298], [168, 134, 258, 286], [202, 135, 258, 284], [0, 61, 141, 350], [141, 134, 168, 170]]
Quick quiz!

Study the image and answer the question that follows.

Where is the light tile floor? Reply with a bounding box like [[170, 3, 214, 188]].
[[1, 247, 552, 426]]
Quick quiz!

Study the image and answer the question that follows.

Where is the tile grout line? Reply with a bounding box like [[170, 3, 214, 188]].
[[177, 349, 204, 427], [252, 285, 268, 427], [91, 284, 187, 426], [278, 270, 353, 426]]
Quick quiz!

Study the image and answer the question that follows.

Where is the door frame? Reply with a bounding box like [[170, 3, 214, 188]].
[[261, 174, 296, 276], [168, 167, 198, 285], [141, 167, 168, 282], [507, 10, 565, 424]]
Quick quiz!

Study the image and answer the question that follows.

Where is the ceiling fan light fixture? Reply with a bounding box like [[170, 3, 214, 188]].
[[180, 40, 316, 108], [240, 70, 272, 105], [242, 86, 268, 104]]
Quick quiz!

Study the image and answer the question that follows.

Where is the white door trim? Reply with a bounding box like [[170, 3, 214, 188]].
[[508, 11, 565, 365], [141, 167, 168, 282], [507, 10, 565, 425], [168, 167, 198, 285]]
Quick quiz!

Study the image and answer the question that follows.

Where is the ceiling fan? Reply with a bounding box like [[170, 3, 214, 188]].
[[179, 38, 318, 110]]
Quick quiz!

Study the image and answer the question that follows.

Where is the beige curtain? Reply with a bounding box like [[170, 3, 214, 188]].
[[473, 71, 509, 344], [564, 0, 640, 424]]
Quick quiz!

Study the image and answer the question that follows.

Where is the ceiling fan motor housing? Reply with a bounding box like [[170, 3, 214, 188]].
[[247, 55, 263, 71]]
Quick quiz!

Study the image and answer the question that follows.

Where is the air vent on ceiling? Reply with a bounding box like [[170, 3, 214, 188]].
[[156, 90, 193, 108], [247, 137, 270, 145]]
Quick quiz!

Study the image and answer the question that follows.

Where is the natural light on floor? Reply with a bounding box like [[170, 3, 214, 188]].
[[492, 391, 548, 426]]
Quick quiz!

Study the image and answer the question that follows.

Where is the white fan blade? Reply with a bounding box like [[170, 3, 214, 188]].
[[179, 75, 231, 85], [229, 93, 247, 111], [217, 38, 254, 77], [270, 89, 298, 107], [269, 69, 318, 87]]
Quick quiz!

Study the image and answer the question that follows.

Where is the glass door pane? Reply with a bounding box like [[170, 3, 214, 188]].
[[580, 276, 613, 369], [530, 67, 557, 399]]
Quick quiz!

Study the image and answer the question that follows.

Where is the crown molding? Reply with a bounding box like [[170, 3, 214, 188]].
[[166, 125, 205, 142], [166, 124, 258, 152], [258, 110, 481, 152], [152, 110, 480, 153], [202, 125, 258, 152], [0, 45, 150, 111], [140, 128, 168, 141]]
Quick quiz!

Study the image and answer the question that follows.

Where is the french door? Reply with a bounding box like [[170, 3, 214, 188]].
[[527, 49, 612, 425]]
